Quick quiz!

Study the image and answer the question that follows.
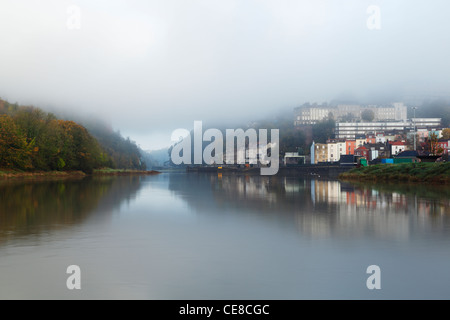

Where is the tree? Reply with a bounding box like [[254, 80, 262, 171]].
[[426, 132, 443, 155], [341, 113, 355, 122], [312, 119, 335, 143], [0, 98, 113, 172], [442, 128, 450, 140], [406, 132, 419, 151], [361, 109, 375, 122], [81, 119, 146, 170], [57, 120, 107, 173], [0, 115, 33, 169]]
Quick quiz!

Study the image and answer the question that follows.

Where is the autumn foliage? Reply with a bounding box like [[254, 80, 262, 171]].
[[0, 114, 33, 169], [0, 100, 110, 173]]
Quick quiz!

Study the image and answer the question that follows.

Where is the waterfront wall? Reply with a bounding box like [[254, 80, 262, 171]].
[[187, 165, 355, 178]]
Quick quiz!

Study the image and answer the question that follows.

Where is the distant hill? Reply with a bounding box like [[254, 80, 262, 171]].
[[141, 148, 170, 169], [80, 118, 146, 170]]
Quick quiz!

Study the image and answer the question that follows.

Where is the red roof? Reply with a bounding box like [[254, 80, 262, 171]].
[[389, 141, 407, 145]]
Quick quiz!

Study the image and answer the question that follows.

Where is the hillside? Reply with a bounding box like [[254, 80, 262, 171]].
[[0, 99, 145, 173], [79, 118, 146, 170]]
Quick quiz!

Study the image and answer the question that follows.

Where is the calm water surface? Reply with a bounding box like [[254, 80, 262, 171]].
[[0, 173, 449, 299]]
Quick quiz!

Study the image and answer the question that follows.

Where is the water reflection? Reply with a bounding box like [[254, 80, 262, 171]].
[[1, 173, 450, 299], [0, 176, 144, 244], [168, 173, 450, 240], [2, 174, 449, 243]]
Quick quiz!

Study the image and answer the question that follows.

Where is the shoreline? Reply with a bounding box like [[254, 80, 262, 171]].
[[0, 169, 161, 180], [338, 162, 450, 184], [186, 164, 354, 178]]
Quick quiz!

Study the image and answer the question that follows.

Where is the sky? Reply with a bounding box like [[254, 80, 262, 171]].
[[0, 0, 450, 150]]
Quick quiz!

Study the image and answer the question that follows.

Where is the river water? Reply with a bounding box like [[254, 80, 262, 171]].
[[0, 172, 449, 299]]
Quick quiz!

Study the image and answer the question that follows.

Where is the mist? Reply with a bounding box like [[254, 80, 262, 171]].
[[1, 0, 449, 150]]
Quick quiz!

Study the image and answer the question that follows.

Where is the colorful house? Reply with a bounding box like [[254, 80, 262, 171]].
[[366, 133, 376, 144], [437, 139, 449, 155], [346, 140, 356, 155], [315, 143, 328, 163], [389, 141, 408, 156], [356, 137, 366, 149], [375, 133, 386, 144], [355, 146, 369, 159], [327, 139, 346, 162]]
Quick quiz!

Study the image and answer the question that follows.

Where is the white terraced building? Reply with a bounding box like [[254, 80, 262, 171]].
[[294, 102, 408, 125], [335, 118, 442, 139]]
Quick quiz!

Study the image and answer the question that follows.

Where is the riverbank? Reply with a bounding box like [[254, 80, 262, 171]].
[[339, 162, 450, 184], [0, 168, 160, 180], [93, 169, 161, 176], [187, 164, 354, 178]]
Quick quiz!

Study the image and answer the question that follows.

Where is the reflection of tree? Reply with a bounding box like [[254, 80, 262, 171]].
[[0, 176, 144, 243]]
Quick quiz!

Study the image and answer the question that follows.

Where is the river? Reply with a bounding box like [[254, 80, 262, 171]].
[[0, 173, 449, 299]]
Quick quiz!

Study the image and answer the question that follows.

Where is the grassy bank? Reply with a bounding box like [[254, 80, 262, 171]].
[[339, 162, 450, 184], [0, 169, 86, 180], [0, 168, 160, 180]]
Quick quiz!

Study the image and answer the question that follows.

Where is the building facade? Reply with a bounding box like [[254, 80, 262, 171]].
[[315, 143, 328, 163], [335, 118, 442, 139], [327, 139, 346, 163], [346, 140, 356, 155], [355, 146, 369, 159], [390, 141, 408, 156], [295, 102, 408, 126]]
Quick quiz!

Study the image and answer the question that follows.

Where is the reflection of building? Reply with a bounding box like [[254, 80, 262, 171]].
[[311, 180, 343, 204], [213, 175, 278, 204], [169, 173, 450, 242], [283, 177, 307, 193], [300, 179, 450, 239]]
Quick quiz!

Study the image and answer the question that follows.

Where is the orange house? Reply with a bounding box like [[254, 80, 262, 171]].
[[346, 140, 356, 155], [366, 134, 376, 144]]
